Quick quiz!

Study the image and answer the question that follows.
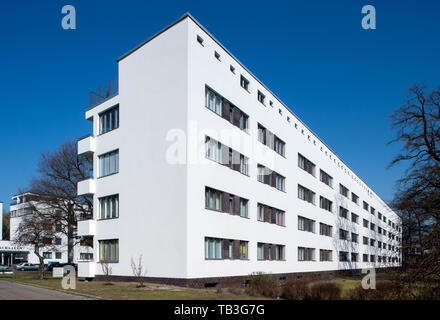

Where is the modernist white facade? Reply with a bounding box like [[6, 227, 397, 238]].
[[76, 14, 402, 286]]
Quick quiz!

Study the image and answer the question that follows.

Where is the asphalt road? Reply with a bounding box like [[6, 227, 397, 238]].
[[0, 280, 87, 300]]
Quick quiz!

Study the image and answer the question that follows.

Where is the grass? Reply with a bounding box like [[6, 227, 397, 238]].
[[0, 272, 268, 300]]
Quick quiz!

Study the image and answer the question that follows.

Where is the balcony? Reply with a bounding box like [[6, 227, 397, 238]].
[[77, 179, 96, 196], [78, 261, 96, 278], [78, 136, 95, 156], [89, 77, 118, 109], [77, 219, 96, 236]]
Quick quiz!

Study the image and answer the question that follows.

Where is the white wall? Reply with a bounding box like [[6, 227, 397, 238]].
[[86, 18, 190, 278]]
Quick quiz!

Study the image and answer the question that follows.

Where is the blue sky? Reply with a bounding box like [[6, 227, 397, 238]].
[[0, 0, 439, 210]]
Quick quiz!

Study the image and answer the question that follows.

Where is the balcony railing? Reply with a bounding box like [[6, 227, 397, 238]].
[[89, 77, 118, 109]]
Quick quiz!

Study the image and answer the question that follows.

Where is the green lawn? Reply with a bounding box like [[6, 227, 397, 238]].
[[0, 272, 268, 300]]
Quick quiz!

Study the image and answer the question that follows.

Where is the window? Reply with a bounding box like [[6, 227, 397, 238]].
[[205, 86, 222, 115], [298, 185, 315, 205], [239, 241, 248, 259], [352, 233, 359, 243], [257, 243, 264, 260], [197, 35, 204, 45], [363, 236, 369, 245], [351, 192, 359, 204], [339, 229, 349, 240], [320, 170, 333, 188], [320, 223, 333, 237], [230, 65, 235, 73], [257, 123, 285, 156], [370, 207, 376, 215], [99, 239, 119, 263], [351, 213, 359, 224], [298, 247, 315, 261], [258, 164, 285, 191], [205, 237, 222, 260], [99, 105, 119, 134], [257, 204, 264, 222], [240, 154, 249, 175], [370, 255, 376, 263], [205, 136, 249, 176], [319, 196, 332, 212], [80, 253, 93, 261], [99, 194, 119, 219], [339, 184, 349, 197], [257, 203, 285, 226], [55, 223, 62, 232], [55, 252, 62, 259], [240, 75, 249, 91], [363, 201, 369, 211], [240, 199, 248, 218], [257, 91, 266, 105], [275, 174, 285, 191], [205, 136, 222, 163], [339, 206, 348, 219], [298, 154, 316, 176], [351, 253, 359, 262], [363, 254, 369, 262], [98, 150, 119, 177], [257, 124, 266, 145], [274, 137, 285, 157], [298, 216, 315, 233], [54, 237, 62, 245], [320, 249, 332, 261], [339, 251, 349, 262], [276, 245, 285, 260], [370, 223, 375, 232], [205, 187, 222, 211], [363, 219, 369, 228], [370, 239, 375, 247], [43, 252, 52, 259], [378, 212, 382, 220], [214, 51, 221, 60]]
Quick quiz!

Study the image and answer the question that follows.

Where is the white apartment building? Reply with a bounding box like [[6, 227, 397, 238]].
[[76, 13, 402, 287], [7, 193, 91, 265]]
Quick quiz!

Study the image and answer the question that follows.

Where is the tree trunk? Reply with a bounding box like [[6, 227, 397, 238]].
[[67, 224, 74, 263], [34, 246, 45, 280]]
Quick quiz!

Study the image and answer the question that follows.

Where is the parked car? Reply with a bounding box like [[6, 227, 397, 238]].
[[0, 264, 12, 272], [15, 263, 39, 271], [47, 262, 78, 272]]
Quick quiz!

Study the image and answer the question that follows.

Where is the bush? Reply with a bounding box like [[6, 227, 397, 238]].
[[309, 282, 342, 300], [246, 272, 281, 298], [414, 285, 440, 300], [347, 280, 411, 300], [281, 280, 310, 300]]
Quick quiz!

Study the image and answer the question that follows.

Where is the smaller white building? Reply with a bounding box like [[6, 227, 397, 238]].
[[8, 193, 91, 265]]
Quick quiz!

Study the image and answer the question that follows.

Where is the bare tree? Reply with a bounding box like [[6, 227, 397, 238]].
[[388, 83, 440, 283], [2, 211, 10, 241], [131, 255, 147, 288], [24, 140, 93, 263], [13, 214, 58, 280], [100, 261, 113, 285]]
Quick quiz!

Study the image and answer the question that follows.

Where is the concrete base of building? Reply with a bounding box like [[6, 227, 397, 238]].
[[90, 266, 403, 288], [90, 268, 398, 288]]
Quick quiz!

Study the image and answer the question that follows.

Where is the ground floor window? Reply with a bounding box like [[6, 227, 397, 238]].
[[99, 239, 119, 263], [205, 237, 222, 260], [55, 252, 62, 259], [43, 252, 52, 259]]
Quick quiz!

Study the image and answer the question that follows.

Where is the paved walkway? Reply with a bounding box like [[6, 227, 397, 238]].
[[0, 280, 88, 300]]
